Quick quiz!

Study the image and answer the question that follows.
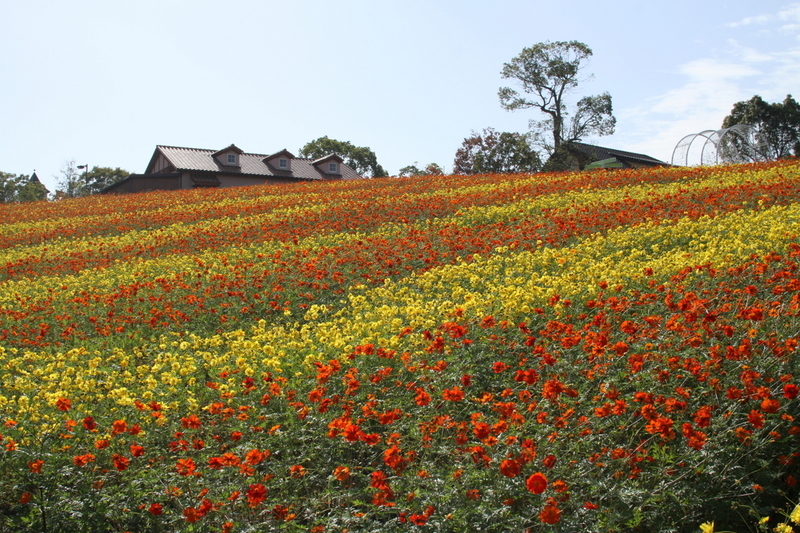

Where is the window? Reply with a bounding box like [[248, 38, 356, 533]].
[[278, 158, 288, 169], [328, 162, 338, 173], [227, 154, 236, 165]]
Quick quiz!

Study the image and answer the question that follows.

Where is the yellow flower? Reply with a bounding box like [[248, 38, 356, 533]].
[[774, 523, 794, 533], [791, 503, 800, 525], [699, 521, 714, 533]]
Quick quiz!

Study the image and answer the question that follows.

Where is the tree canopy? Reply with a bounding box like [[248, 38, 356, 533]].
[[0, 172, 48, 203], [722, 94, 800, 160], [56, 162, 130, 198], [452, 128, 541, 175], [498, 40, 615, 155], [397, 162, 444, 177], [299, 137, 388, 177]]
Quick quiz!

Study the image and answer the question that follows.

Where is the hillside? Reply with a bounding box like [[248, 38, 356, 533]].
[[2, 161, 800, 532]]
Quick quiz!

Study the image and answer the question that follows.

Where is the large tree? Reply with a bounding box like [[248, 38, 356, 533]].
[[299, 136, 387, 177], [498, 40, 615, 155], [722, 94, 800, 160], [83, 166, 131, 195], [397, 162, 444, 177], [452, 128, 541, 175], [55, 162, 130, 197], [0, 172, 26, 203], [0, 172, 48, 203]]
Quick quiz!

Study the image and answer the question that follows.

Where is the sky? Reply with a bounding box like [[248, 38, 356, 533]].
[[2, 0, 800, 193]]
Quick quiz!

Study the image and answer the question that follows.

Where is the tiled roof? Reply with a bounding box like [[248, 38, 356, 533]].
[[150, 145, 364, 181], [569, 142, 667, 166]]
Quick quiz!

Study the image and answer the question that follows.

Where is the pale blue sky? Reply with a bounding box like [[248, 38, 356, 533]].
[[2, 0, 799, 192]]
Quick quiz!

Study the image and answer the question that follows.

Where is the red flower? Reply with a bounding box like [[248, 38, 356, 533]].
[[183, 507, 201, 523], [73, 453, 96, 467], [148, 503, 163, 515], [409, 514, 428, 526], [542, 454, 557, 469], [82, 416, 97, 431], [499, 459, 521, 478], [748, 409, 765, 429], [130, 444, 145, 457], [442, 386, 465, 402], [526, 472, 548, 494], [112, 454, 130, 471], [246, 483, 268, 507], [55, 398, 71, 411], [783, 384, 800, 399], [181, 414, 202, 429], [414, 388, 431, 406], [761, 398, 781, 413]]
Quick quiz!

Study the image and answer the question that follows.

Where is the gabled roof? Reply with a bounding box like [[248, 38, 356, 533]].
[[212, 144, 244, 157], [569, 142, 667, 166], [146, 145, 364, 181], [264, 149, 295, 161], [312, 154, 344, 165]]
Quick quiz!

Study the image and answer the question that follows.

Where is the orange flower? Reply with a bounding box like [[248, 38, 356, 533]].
[[289, 465, 306, 478], [112, 454, 130, 471], [181, 414, 202, 429], [539, 501, 561, 524], [442, 386, 465, 402], [414, 388, 431, 406], [55, 398, 71, 411], [499, 459, 521, 478], [130, 444, 145, 457], [761, 398, 781, 413], [28, 459, 44, 474], [333, 466, 351, 481], [73, 453, 96, 467], [183, 507, 201, 523], [176, 458, 197, 476], [111, 419, 127, 434], [748, 409, 765, 429], [526, 472, 548, 494]]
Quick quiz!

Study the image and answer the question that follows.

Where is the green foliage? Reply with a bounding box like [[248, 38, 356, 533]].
[[498, 41, 615, 154], [299, 136, 388, 177], [0, 172, 48, 203], [453, 127, 542, 174], [56, 162, 130, 198], [84, 167, 131, 195], [723, 95, 800, 160], [398, 163, 444, 177]]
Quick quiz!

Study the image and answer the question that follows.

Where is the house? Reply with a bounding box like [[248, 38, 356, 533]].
[[545, 142, 669, 171], [101, 144, 364, 194]]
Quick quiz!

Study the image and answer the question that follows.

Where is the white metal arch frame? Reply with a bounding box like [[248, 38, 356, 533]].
[[671, 124, 767, 166]]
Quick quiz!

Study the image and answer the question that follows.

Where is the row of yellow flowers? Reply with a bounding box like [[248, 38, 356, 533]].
[[2, 196, 798, 438], [1, 161, 796, 307]]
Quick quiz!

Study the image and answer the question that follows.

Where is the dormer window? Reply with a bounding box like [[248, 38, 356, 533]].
[[227, 154, 237, 165], [328, 162, 338, 173], [279, 158, 288, 169]]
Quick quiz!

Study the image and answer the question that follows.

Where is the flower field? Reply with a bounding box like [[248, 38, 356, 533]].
[[2, 160, 800, 532]]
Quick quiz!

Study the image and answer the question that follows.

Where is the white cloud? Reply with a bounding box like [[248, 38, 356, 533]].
[[727, 13, 771, 28]]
